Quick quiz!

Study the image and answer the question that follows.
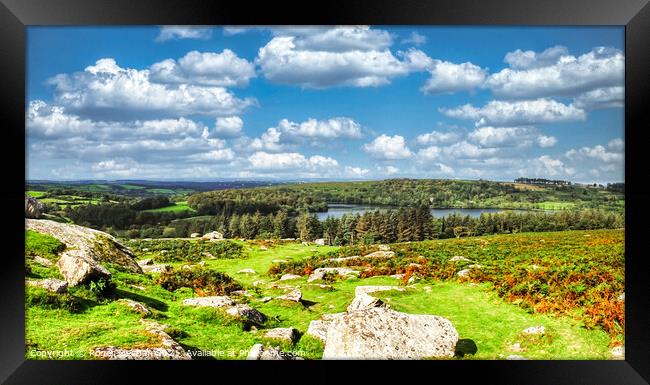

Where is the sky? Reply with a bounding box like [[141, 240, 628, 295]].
[[26, 26, 624, 183]]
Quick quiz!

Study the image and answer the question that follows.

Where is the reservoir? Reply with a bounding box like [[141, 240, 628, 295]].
[[315, 204, 531, 220]]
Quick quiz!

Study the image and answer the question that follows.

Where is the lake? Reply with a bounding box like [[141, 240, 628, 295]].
[[315, 204, 531, 220]]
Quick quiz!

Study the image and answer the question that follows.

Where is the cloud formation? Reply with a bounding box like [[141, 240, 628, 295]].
[[156, 26, 213, 42], [362, 135, 413, 160]]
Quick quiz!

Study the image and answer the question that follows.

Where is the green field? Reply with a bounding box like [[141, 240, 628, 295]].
[[536, 201, 576, 210], [26, 191, 47, 198], [143, 202, 196, 213], [25, 229, 623, 360]]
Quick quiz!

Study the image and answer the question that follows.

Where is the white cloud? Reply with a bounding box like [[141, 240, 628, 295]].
[[213, 116, 244, 138], [156, 26, 213, 42], [248, 151, 338, 170], [415, 130, 462, 146], [345, 166, 370, 177], [573, 86, 624, 110], [504, 45, 569, 70], [565, 144, 623, 163], [527, 155, 575, 177], [467, 126, 556, 148], [420, 60, 487, 95], [149, 50, 256, 87], [248, 117, 363, 152], [47, 58, 256, 120], [402, 31, 427, 46], [486, 46, 624, 100], [256, 26, 432, 88], [187, 149, 236, 163], [608, 138, 624, 152], [362, 134, 413, 160], [440, 98, 586, 126]]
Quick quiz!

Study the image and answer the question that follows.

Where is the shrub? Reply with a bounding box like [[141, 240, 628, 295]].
[[156, 268, 242, 296], [26, 286, 79, 312], [126, 239, 245, 263]]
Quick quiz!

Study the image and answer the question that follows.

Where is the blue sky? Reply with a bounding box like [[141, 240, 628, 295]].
[[26, 26, 624, 183]]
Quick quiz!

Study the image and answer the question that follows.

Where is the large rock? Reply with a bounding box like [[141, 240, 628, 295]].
[[25, 195, 45, 219], [202, 231, 223, 240], [56, 250, 112, 286], [322, 307, 459, 359], [308, 267, 360, 282], [347, 286, 406, 312], [26, 278, 68, 294], [90, 320, 190, 360], [26, 219, 141, 273], [246, 344, 304, 360], [226, 304, 267, 325], [306, 320, 330, 342]]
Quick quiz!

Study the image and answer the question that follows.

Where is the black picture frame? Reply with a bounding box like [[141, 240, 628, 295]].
[[1, 0, 649, 383]]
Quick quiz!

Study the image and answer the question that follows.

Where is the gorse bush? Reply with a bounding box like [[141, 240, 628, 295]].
[[126, 239, 246, 262], [156, 268, 242, 296]]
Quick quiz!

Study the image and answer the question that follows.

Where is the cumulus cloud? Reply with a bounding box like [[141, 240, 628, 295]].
[[149, 50, 256, 87], [467, 126, 556, 148], [440, 98, 586, 126], [213, 116, 244, 138], [486, 46, 624, 100], [573, 86, 624, 110], [156, 26, 213, 42], [248, 151, 338, 171], [345, 166, 371, 177], [402, 31, 427, 46], [417, 141, 499, 162], [248, 117, 363, 152], [415, 130, 462, 146], [565, 141, 624, 163], [256, 26, 432, 88], [362, 134, 413, 160], [420, 60, 487, 95], [46, 58, 256, 120]]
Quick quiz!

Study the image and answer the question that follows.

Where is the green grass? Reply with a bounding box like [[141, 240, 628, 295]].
[[25, 232, 621, 360], [27, 191, 47, 198], [143, 202, 196, 213], [25, 230, 66, 259]]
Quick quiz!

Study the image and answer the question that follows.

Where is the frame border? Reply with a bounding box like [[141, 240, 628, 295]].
[[1, 0, 649, 383]]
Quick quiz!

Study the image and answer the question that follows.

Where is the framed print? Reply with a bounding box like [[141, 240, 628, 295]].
[[1, 0, 649, 383]]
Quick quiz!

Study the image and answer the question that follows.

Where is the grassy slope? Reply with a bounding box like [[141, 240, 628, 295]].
[[25, 231, 618, 360], [143, 201, 196, 213]]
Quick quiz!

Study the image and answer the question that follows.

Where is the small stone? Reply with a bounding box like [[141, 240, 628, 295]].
[[183, 296, 235, 308], [118, 299, 151, 316], [260, 296, 273, 303], [226, 304, 267, 325], [280, 274, 302, 281], [237, 268, 257, 274], [390, 274, 405, 279], [522, 326, 545, 335], [450, 256, 472, 262], [611, 346, 624, 359], [377, 244, 390, 251], [140, 264, 171, 274], [506, 355, 527, 360], [618, 292, 625, 301], [264, 327, 298, 342], [259, 246, 268, 251], [276, 289, 302, 303], [252, 280, 265, 287], [138, 259, 153, 266], [33, 255, 53, 267], [457, 269, 471, 278], [26, 278, 68, 294]]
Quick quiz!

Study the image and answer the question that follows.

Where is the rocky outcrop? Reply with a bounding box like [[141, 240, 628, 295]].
[[183, 296, 235, 308], [90, 320, 190, 360], [246, 344, 304, 360], [226, 304, 267, 325], [56, 250, 112, 286], [33, 255, 53, 267], [25, 219, 141, 273], [306, 320, 330, 342], [322, 307, 458, 359], [307, 267, 360, 282], [264, 327, 298, 342], [26, 278, 68, 293], [25, 195, 45, 219]]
